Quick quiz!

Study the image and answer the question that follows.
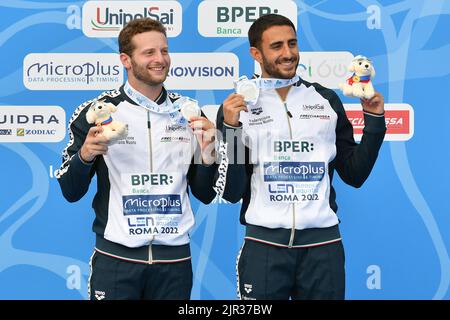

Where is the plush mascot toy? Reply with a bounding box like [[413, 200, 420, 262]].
[[85, 100, 128, 144], [339, 55, 376, 99]]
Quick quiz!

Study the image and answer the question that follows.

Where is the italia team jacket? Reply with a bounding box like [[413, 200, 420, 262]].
[[56, 85, 216, 262], [214, 78, 386, 248]]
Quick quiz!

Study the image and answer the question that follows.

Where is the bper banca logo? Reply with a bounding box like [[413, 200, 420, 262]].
[[198, 1, 297, 37]]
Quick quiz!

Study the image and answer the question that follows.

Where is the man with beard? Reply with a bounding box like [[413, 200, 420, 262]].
[[214, 14, 386, 299], [56, 18, 217, 300]]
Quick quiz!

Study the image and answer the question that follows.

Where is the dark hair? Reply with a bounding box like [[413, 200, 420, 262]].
[[248, 14, 296, 49], [119, 18, 167, 56]]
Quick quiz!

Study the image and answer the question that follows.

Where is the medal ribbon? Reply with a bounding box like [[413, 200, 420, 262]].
[[253, 74, 300, 90], [235, 75, 301, 105], [124, 81, 189, 126]]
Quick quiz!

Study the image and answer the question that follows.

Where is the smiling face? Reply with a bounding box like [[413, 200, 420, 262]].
[[251, 25, 299, 79], [121, 31, 170, 86]]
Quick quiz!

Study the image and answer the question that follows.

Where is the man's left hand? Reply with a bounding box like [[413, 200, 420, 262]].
[[360, 92, 384, 115]]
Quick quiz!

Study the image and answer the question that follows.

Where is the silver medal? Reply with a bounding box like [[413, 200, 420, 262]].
[[237, 80, 259, 102], [180, 98, 201, 121], [234, 74, 300, 105]]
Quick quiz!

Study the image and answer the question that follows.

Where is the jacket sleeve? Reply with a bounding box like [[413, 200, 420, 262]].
[[56, 102, 96, 202], [213, 105, 252, 203], [187, 163, 218, 204], [332, 92, 387, 188], [186, 109, 218, 204]]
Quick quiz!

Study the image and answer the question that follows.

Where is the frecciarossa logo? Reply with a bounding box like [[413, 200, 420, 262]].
[[82, 1, 182, 38], [344, 103, 414, 141]]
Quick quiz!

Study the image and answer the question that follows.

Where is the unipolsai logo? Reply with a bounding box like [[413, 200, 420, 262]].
[[165, 124, 186, 133], [82, 1, 182, 38], [198, 0, 297, 37], [302, 104, 325, 111], [24, 53, 123, 90]]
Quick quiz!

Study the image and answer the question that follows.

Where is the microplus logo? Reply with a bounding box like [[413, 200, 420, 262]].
[[263, 162, 326, 182], [198, 0, 297, 37], [165, 53, 239, 90], [122, 194, 182, 215], [83, 1, 182, 38], [24, 53, 123, 90]]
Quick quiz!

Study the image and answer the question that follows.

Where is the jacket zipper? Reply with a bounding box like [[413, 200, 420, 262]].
[[147, 112, 154, 264], [282, 100, 296, 248], [147, 112, 154, 172]]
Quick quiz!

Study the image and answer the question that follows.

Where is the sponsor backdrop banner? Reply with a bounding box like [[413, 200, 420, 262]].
[[0, 0, 449, 300]]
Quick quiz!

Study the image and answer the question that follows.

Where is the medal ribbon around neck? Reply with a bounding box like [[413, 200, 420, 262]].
[[254, 75, 300, 89], [234, 74, 300, 105], [125, 81, 199, 126]]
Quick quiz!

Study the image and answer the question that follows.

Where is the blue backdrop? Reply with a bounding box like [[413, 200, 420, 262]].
[[0, 0, 449, 300]]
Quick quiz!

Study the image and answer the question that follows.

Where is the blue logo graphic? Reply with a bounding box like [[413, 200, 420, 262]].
[[26, 61, 121, 85], [263, 162, 325, 182], [122, 194, 182, 215], [168, 66, 235, 77]]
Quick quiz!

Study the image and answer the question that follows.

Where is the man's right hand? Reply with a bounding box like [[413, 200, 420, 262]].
[[79, 126, 110, 163], [223, 93, 248, 127]]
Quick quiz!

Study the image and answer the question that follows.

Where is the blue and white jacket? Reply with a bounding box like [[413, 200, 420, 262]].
[[214, 78, 386, 248], [57, 84, 216, 263]]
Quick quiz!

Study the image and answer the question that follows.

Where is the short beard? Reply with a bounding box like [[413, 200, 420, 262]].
[[130, 58, 168, 86], [261, 54, 298, 79]]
